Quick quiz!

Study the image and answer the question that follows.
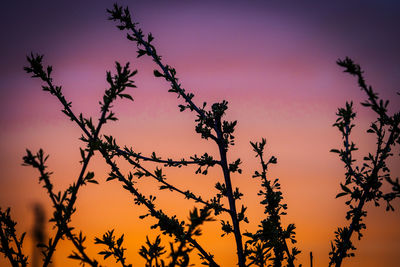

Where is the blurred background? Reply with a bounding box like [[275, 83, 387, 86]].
[[1, 0, 399, 266]]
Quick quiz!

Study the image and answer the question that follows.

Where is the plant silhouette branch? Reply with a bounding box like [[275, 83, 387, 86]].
[[119, 147, 221, 167], [0, 224, 17, 267], [94, 230, 132, 267], [214, 116, 245, 266], [99, 148, 219, 266], [22, 149, 99, 266], [108, 5, 246, 265], [257, 145, 295, 267], [329, 58, 400, 266], [104, 143, 229, 214], [66, 230, 100, 266], [0, 208, 28, 267], [245, 139, 299, 267], [23, 55, 135, 266], [24, 56, 96, 267]]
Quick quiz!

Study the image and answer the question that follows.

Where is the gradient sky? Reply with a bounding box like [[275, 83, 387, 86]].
[[1, 1, 400, 266]]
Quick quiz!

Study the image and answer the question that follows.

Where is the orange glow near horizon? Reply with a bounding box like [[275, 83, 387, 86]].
[[1, 1, 400, 266]]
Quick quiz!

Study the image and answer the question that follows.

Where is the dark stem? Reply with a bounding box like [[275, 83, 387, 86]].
[[258, 153, 295, 267], [121, 148, 219, 166], [10, 231, 26, 266], [332, 121, 399, 266], [40, 75, 111, 266], [34, 158, 98, 266], [0, 225, 19, 267], [120, 149, 229, 213], [65, 230, 98, 266], [333, 192, 366, 267], [42, 151, 94, 267], [215, 118, 245, 267], [169, 236, 187, 267], [100, 149, 219, 267]]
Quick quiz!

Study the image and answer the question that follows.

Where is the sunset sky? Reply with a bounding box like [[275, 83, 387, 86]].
[[1, 1, 400, 266]]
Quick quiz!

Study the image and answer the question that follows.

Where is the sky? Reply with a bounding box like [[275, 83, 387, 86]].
[[1, 0, 400, 266]]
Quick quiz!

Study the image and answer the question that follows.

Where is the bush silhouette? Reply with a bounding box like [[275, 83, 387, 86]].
[[1, 3, 399, 267]]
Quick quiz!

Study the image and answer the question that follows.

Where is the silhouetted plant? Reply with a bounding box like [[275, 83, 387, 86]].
[[94, 230, 131, 267], [244, 139, 299, 267], [0, 3, 399, 267], [328, 57, 400, 267], [0, 208, 28, 267], [139, 235, 166, 267]]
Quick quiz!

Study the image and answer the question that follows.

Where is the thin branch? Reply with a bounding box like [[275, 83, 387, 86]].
[[330, 58, 400, 266], [120, 147, 220, 166], [108, 6, 245, 265], [100, 148, 219, 267], [24, 54, 121, 266], [250, 139, 297, 267], [0, 208, 28, 267], [115, 147, 229, 213], [0, 221, 20, 267]]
